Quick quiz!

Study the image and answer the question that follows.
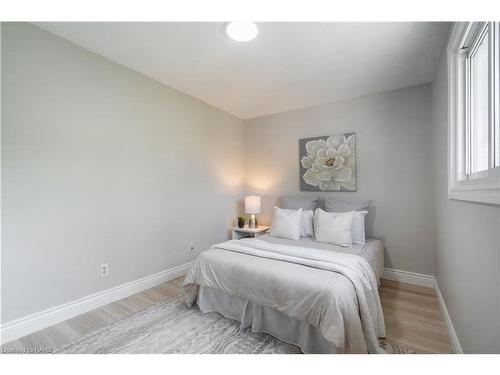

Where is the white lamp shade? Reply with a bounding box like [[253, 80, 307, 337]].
[[244, 196, 261, 214]]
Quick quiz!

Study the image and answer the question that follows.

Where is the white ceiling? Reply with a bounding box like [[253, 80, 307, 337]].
[[34, 22, 449, 119]]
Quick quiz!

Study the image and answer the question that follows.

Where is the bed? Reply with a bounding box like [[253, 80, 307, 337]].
[[183, 233, 386, 354]]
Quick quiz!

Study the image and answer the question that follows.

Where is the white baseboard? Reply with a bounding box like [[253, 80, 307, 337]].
[[382, 267, 435, 288], [382, 267, 463, 353], [0, 262, 192, 345], [433, 280, 464, 354]]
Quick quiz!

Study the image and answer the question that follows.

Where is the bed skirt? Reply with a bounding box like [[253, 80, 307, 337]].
[[197, 286, 337, 354]]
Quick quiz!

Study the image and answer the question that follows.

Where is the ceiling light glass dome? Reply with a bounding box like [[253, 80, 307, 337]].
[[225, 22, 258, 42]]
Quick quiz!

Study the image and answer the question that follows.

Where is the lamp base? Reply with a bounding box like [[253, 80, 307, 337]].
[[249, 214, 257, 228]]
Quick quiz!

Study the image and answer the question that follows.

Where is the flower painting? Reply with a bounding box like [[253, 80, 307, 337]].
[[299, 133, 356, 191]]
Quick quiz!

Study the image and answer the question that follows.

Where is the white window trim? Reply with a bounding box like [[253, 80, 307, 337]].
[[448, 22, 500, 205]]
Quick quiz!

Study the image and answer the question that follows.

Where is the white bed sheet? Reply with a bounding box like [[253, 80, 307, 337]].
[[257, 234, 385, 281], [184, 237, 386, 353]]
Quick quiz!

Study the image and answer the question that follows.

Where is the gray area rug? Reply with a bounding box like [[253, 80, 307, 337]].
[[54, 296, 414, 354]]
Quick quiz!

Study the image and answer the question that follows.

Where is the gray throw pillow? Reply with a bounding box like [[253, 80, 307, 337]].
[[281, 196, 319, 210], [323, 198, 371, 212]]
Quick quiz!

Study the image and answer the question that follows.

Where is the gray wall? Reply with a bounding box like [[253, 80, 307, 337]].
[[431, 41, 500, 353], [1, 23, 245, 323], [244, 84, 436, 275]]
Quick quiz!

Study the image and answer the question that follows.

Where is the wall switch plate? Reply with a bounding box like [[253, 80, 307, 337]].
[[101, 263, 109, 277]]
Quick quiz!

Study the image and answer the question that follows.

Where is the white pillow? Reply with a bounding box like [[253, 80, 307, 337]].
[[270, 207, 302, 240], [314, 208, 354, 247], [352, 211, 368, 245], [301, 210, 314, 237]]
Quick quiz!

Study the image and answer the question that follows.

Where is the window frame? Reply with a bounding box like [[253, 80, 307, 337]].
[[448, 22, 500, 205]]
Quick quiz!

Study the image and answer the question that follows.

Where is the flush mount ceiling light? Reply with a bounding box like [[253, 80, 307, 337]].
[[225, 22, 258, 42]]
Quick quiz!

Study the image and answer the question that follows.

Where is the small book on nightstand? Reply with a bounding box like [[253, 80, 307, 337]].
[[231, 226, 270, 240]]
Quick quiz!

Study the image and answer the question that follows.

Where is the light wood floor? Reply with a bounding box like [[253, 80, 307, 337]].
[[379, 279, 452, 353], [2, 277, 452, 354]]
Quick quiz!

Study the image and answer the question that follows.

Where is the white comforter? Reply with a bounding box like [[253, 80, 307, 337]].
[[183, 238, 386, 354]]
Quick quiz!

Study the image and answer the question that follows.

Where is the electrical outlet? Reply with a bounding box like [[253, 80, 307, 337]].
[[101, 263, 109, 277], [187, 243, 195, 253]]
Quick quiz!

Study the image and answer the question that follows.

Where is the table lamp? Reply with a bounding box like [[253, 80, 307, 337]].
[[244, 196, 261, 229]]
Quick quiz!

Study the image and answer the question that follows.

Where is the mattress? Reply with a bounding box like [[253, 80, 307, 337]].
[[257, 234, 385, 281], [184, 236, 387, 353]]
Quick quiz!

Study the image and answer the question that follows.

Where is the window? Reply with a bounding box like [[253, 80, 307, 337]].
[[467, 24, 489, 175], [448, 22, 500, 204]]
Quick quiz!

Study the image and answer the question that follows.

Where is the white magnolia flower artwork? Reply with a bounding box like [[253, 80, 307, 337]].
[[299, 133, 356, 191]]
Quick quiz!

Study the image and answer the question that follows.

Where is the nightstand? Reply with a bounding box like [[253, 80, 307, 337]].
[[231, 226, 270, 240]]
